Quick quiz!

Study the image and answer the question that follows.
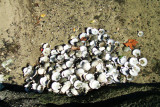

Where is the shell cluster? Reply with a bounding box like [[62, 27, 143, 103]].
[[23, 27, 147, 97]]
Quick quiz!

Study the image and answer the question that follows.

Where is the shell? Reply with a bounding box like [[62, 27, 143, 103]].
[[138, 31, 144, 37], [74, 80, 82, 89], [80, 46, 87, 52], [50, 55, 56, 62], [97, 73, 107, 83], [31, 83, 38, 91], [71, 88, 79, 96], [129, 57, 139, 66], [51, 82, 61, 93], [61, 69, 73, 78], [105, 53, 112, 61], [139, 57, 147, 66], [42, 48, 51, 56], [81, 51, 88, 58], [79, 33, 87, 39], [66, 60, 74, 68], [89, 80, 100, 89], [86, 27, 92, 35], [51, 49, 58, 55], [107, 39, 115, 45], [37, 85, 44, 93], [84, 73, 95, 81], [117, 56, 127, 65], [40, 76, 48, 87], [38, 67, 46, 75], [52, 72, 61, 81], [98, 29, 105, 35], [61, 81, 71, 94], [103, 34, 110, 41], [68, 75, 77, 84], [39, 56, 49, 63], [132, 49, 141, 57], [80, 60, 91, 71], [82, 82, 90, 93], [76, 68, 85, 77], [70, 38, 79, 45], [23, 66, 33, 77], [120, 67, 129, 76], [42, 43, 50, 49], [112, 71, 120, 82], [91, 28, 99, 35]]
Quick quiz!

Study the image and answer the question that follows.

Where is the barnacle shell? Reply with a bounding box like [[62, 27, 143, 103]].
[[139, 57, 147, 66], [51, 82, 61, 93], [61, 81, 71, 94], [89, 80, 100, 89], [132, 49, 141, 57]]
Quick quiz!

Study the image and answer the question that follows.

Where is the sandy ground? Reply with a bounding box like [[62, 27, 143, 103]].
[[0, 0, 160, 90]]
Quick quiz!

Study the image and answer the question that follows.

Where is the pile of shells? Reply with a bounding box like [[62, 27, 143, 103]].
[[23, 27, 147, 97]]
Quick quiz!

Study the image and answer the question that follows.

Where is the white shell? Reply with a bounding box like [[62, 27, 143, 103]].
[[99, 47, 105, 51], [90, 40, 96, 46], [71, 88, 79, 96], [85, 73, 95, 81], [51, 82, 61, 93], [32, 83, 38, 90], [57, 55, 65, 61], [80, 60, 91, 71], [138, 31, 144, 37], [99, 29, 105, 35], [40, 76, 48, 87], [86, 27, 92, 35], [42, 48, 51, 56], [103, 34, 109, 41], [42, 43, 50, 49], [132, 49, 141, 57], [61, 81, 71, 93], [38, 67, 46, 75], [117, 56, 127, 65], [52, 72, 61, 81], [112, 71, 119, 82], [92, 48, 101, 55], [76, 68, 85, 77], [120, 67, 129, 76], [129, 69, 138, 76], [23, 66, 33, 77], [51, 49, 58, 55], [70, 38, 79, 45], [96, 63, 104, 72], [64, 53, 70, 60], [82, 82, 90, 93], [80, 46, 87, 52], [79, 33, 87, 39], [81, 51, 88, 58], [105, 53, 112, 61], [97, 73, 107, 83], [50, 55, 56, 62], [74, 80, 82, 89], [91, 28, 99, 35], [66, 60, 73, 68], [39, 56, 49, 63], [68, 75, 77, 84], [63, 44, 71, 51], [98, 34, 103, 41], [129, 57, 139, 66], [89, 80, 100, 89], [107, 39, 115, 45], [37, 85, 44, 93], [139, 58, 147, 66], [61, 69, 73, 78], [44, 62, 50, 69]]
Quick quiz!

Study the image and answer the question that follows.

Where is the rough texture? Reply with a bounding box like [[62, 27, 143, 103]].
[[0, 0, 160, 106]]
